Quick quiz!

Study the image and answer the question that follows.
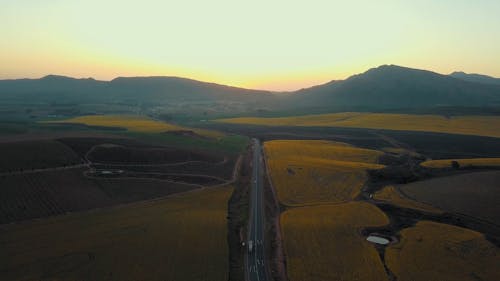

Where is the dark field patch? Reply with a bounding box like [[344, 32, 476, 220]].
[[0, 169, 111, 223], [382, 130, 500, 159], [89, 171, 226, 185], [0, 136, 238, 224], [87, 144, 222, 164], [90, 178, 198, 203], [92, 157, 236, 181], [398, 171, 500, 225], [205, 123, 500, 159], [58, 137, 225, 163], [0, 169, 196, 224], [206, 123, 389, 149], [0, 140, 82, 173], [57, 137, 148, 158]]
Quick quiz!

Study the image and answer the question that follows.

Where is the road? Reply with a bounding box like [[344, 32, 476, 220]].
[[246, 139, 269, 281]]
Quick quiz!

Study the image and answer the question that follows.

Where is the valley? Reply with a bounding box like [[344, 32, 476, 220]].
[[0, 64, 499, 281]]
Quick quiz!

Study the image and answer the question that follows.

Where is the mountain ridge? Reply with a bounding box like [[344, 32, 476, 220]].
[[284, 65, 500, 110], [449, 71, 500, 85], [1, 65, 499, 114]]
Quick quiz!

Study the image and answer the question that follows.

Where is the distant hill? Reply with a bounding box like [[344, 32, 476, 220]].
[[0, 75, 280, 117], [1, 65, 500, 117], [0, 75, 106, 103], [450, 71, 500, 85], [0, 75, 274, 105], [284, 65, 500, 111]]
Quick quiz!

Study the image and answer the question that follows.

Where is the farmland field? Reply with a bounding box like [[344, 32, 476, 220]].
[[399, 171, 500, 224], [217, 112, 500, 138], [0, 135, 239, 224], [204, 122, 500, 159], [373, 185, 441, 213], [92, 158, 237, 182], [420, 157, 500, 168], [87, 143, 224, 164], [263, 135, 500, 281], [0, 168, 196, 224], [264, 140, 384, 205], [281, 202, 389, 281], [47, 115, 224, 138], [0, 185, 233, 281], [386, 221, 500, 281], [0, 140, 81, 172]]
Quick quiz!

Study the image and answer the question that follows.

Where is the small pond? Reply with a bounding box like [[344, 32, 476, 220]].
[[366, 235, 390, 245]]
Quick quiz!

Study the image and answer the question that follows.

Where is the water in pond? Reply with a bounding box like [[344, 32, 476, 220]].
[[366, 235, 390, 245]]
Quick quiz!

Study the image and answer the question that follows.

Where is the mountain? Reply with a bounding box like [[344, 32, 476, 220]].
[[1, 65, 500, 116], [108, 76, 276, 102], [284, 65, 500, 111], [0, 75, 276, 107], [450, 71, 500, 85], [0, 75, 107, 103]]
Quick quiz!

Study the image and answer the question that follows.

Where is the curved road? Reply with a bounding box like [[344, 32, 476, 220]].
[[246, 139, 269, 281]]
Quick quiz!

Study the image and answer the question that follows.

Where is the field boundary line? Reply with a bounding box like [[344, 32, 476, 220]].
[[262, 145, 289, 281]]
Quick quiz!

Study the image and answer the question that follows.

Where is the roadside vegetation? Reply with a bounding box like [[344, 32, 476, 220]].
[[0, 185, 233, 281], [386, 221, 500, 281], [217, 112, 500, 138]]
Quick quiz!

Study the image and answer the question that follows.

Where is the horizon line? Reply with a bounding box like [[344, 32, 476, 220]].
[[0, 64, 497, 92]]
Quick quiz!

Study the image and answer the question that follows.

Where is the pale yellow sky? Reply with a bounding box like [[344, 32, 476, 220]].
[[1, 0, 500, 91]]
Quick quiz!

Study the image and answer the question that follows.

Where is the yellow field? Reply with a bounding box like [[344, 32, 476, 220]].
[[217, 112, 500, 138], [373, 185, 442, 213], [0, 185, 232, 281], [386, 221, 500, 281], [421, 157, 500, 168], [281, 202, 390, 281], [47, 115, 224, 138], [264, 140, 384, 206]]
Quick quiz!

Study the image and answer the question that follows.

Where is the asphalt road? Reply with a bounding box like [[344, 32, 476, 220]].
[[246, 138, 269, 281]]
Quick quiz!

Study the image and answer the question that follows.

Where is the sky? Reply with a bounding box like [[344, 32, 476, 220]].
[[1, 0, 500, 91]]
